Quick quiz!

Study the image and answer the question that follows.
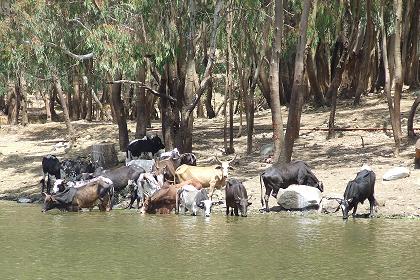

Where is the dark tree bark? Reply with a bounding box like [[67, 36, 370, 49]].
[[408, 95, 420, 137], [19, 74, 28, 126], [284, 0, 311, 162], [135, 64, 147, 139], [315, 41, 330, 94], [52, 73, 75, 141], [270, 0, 286, 163], [353, 0, 373, 105], [204, 79, 216, 118], [110, 72, 129, 152], [392, 0, 403, 138], [306, 47, 325, 106], [381, 2, 400, 153], [72, 69, 80, 120], [407, 0, 419, 88], [327, 1, 356, 139]]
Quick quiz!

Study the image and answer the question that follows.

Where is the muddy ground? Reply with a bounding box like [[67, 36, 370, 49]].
[[0, 91, 419, 218]]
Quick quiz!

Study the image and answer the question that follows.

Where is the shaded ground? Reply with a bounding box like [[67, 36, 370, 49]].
[[0, 92, 419, 218]]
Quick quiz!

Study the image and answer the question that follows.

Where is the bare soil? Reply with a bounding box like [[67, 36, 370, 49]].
[[0, 92, 419, 218]]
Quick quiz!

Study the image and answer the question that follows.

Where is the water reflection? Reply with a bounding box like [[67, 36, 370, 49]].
[[1, 201, 420, 279]]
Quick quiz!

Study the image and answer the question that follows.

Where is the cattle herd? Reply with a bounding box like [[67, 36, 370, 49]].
[[40, 135, 377, 220]]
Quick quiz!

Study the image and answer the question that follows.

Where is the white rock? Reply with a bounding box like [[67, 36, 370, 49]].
[[277, 185, 322, 210], [383, 167, 410, 181]]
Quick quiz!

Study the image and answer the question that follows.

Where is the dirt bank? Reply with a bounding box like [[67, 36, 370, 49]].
[[0, 92, 419, 218]]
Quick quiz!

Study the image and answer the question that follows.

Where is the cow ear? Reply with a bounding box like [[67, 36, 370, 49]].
[[198, 202, 204, 208], [228, 166, 234, 170], [248, 202, 252, 206], [215, 166, 222, 169], [347, 198, 353, 203]]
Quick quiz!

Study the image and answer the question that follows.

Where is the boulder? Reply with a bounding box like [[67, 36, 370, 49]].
[[383, 167, 410, 181], [277, 185, 322, 210], [17, 197, 32, 204], [320, 197, 340, 214], [260, 143, 274, 156]]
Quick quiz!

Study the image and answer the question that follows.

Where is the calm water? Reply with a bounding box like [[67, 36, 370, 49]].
[[1, 201, 420, 280]]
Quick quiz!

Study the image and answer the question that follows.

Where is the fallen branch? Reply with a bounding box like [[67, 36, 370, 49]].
[[106, 80, 177, 102]]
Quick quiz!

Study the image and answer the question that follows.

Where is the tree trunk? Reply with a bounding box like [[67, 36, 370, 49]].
[[306, 47, 325, 106], [19, 74, 28, 126], [43, 88, 52, 122], [315, 41, 330, 94], [407, 95, 420, 137], [12, 80, 20, 125], [110, 72, 129, 152], [91, 143, 118, 169], [401, 0, 414, 85], [381, 2, 400, 153], [284, 0, 311, 162], [270, 0, 286, 163], [52, 73, 76, 141], [258, 64, 272, 106], [72, 69, 80, 120], [135, 64, 147, 139], [393, 0, 403, 139], [224, 2, 234, 155], [407, 0, 420, 88], [353, 0, 373, 105], [86, 82, 93, 121], [160, 67, 174, 149], [204, 79, 216, 118], [327, 1, 355, 138]]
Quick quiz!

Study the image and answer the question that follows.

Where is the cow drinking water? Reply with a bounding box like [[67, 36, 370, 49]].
[[225, 178, 251, 217], [333, 167, 377, 219]]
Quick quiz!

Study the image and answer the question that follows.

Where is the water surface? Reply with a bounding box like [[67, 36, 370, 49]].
[[0, 201, 419, 279]]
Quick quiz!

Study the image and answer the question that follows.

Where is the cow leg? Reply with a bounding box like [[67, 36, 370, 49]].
[[352, 204, 358, 217], [368, 197, 376, 217], [264, 187, 271, 212], [226, 205, 229, 216], [234, 207, 239, 216], [208, 185, 215, 200]]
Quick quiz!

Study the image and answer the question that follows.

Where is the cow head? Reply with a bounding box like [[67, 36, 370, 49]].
[[340, 198, 353, 220], [237, 198, 252, 217], [328, 197, 352, 219], [215, 155, 237, 178], [198, 199, 223, 217], [152, 135, 165, 151], [41, 192, 60, 212]]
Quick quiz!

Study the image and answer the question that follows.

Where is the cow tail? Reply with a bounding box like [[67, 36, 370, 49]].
[[260, 174, 264, 208]]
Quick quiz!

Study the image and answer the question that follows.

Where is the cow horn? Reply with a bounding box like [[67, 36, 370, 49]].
[[228, 154, 237, 164], [327, 197, 343, 204]]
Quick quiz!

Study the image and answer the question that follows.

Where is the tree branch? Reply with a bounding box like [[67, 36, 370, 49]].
[[46, 42, 94, 61], [186, 0, 223, 117], [106, 80, 177, 102]]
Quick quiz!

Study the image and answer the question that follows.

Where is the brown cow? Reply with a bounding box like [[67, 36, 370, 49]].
[[42, 179, 113, 212], [143, 180, 203, 214], [153, 158, 177, 182]]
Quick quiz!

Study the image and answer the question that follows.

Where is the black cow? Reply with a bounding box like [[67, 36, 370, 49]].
[[126, 135, 165, 160], [225, 178, 251, 217], [260, 160, 324, 212], [94, 165, 145, 192], [41, 155, 61, 194], [336, 168, 376, 219]]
